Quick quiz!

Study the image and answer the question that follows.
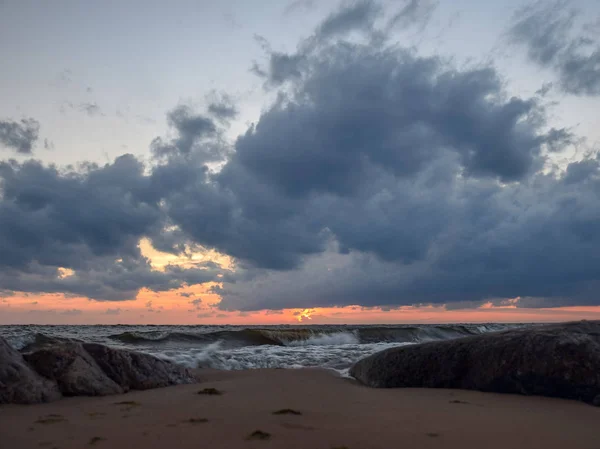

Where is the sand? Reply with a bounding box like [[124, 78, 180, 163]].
[[1, 368, 598, 449]]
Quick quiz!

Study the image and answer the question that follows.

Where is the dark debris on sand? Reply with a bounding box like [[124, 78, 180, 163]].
[[184, 418, 209, 424], [89, 436, 106, 445], [197, 387, 223, 395], [35, 415, 66, 425], [272, 408, 302, 415], [246, 430, 271, 441]]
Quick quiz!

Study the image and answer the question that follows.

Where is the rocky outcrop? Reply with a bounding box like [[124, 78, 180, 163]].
[[83, 343, 195, 390], [0, 338, 61, 404], [22, 336, 124, 397], [0, 334, 197, 404], [350, 321, 600, 406]]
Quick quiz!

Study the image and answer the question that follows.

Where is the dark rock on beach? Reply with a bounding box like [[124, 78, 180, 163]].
[[83, 342, 195, 391], [350, 320, 600, 406], [22, 336, 124, 397], [0, 334, 196, 404], [0, 337, 61, 404]]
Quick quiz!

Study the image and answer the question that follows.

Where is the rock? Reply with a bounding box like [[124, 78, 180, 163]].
[[350, 320, 600, 406], [83, 343, 195, 390], [0, 337, 61, 404], [1, 334, 196, 404], [22, 336, 124, 397]]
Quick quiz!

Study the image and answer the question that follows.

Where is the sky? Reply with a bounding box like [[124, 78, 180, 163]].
[[1, 0, 600, 325]]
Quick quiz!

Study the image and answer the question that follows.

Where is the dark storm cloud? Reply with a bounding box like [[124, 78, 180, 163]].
[[217, 151, 600, 311], [0, 154, 231, 300], [157, 2, 598, 310], [0, 154, 159, 272], [1, 0, 598, 310], [150, 105, 221, 159], [0, 118, 40, 154], [509, 1, 600, 96]]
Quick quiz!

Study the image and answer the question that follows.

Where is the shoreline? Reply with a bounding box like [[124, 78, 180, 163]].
[[2, 368, 598, 449]]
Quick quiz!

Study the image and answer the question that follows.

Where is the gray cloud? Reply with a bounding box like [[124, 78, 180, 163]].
[[43, 139, 55, 151], [61, 309, 82, 316], [189, 298, 203, 310], [207, 93, 238, 121], [284, 0, 316, 15], [535, 82, 554, 97], [150, 105, 220, 158], [105, 308, 121, 315], [179, 292, 194, 298], [0, 154, 232, 300], [316, 0, 382, 40], [1, 0, 598, 312], [0, 118, 40, 154], [79, 102, 102, 117], [509, 1, 600, 96], [160, 3, 598, 310], [387, 0, 438, 32], [255, 1, 384, 86]]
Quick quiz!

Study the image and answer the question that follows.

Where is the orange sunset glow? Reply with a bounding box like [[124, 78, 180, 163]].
[[2, 238, 599, 325], [2, 287, 600, 325]]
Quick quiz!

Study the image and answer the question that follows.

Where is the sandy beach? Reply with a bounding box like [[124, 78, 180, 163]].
[[1, 368, 598, 449]]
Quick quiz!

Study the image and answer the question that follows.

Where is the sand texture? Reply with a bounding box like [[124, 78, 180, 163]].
[[1, 368, 599, 449]]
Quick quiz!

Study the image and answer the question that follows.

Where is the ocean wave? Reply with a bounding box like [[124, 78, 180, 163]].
[[150, 341, 408, 372], [0, 323, 531, 373], [107, 323, 518, 348], [286, 331, 359, 346]]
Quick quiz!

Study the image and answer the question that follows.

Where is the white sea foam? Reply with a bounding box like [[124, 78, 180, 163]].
[[0, 323, 529, 374], [285, 331, 359, 346], [148, 340, 408, 373]]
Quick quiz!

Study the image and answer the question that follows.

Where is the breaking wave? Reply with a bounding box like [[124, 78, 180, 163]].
[[0, 322, 530, 373], [107, 323, 514, 348]]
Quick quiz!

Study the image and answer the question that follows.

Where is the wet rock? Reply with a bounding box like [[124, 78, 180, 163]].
[[22, 336, 124, 397], [0, 337, 61, 404], [350, 320, 600, 405], [83, 343, 195, 390]]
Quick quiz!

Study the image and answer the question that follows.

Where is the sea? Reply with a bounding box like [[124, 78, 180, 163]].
[[0, 323, 529, 376]]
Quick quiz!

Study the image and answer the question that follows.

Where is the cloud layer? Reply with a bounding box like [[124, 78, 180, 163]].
[[509, 0, 600, 96], [1, 0, 599, 312], [0, 118, 40, 154]]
